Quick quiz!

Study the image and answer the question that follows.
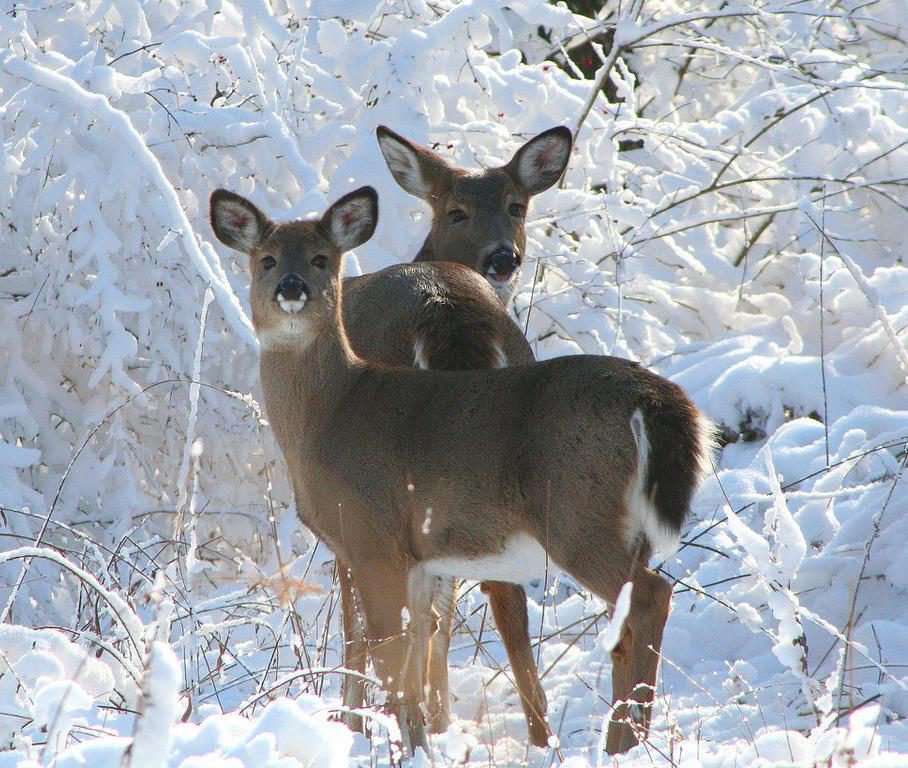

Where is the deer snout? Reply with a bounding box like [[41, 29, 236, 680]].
[[275, 274, 309, 313], [488, 248, 521, 281]]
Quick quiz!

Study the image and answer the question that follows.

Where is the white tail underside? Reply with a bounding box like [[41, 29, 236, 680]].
[[625, 409, 680, 560]]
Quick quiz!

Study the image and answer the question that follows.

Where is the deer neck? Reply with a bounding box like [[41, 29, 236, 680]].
[[412, 236, 435, 262], [258, 286, 362, 447]]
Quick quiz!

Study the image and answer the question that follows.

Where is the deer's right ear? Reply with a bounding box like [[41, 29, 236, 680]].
[[377, 125, 451, 200], [210, 189, 272, 254]]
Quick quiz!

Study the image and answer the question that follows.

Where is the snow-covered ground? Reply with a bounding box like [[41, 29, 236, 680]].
[[2, 1, 906, 766]]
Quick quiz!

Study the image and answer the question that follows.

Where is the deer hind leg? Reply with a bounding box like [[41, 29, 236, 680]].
[[604, 565, 673, 754], [426, 577, 457, 733], [482, 581, 550, 747], [560, 551, 673, 754], [353, 562, 430, 755], [337, 564, 368, 734]]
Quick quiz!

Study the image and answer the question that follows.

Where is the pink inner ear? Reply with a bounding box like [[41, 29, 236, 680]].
[[341, 210, 358, 228], [231, 212, 249, 230], [533, 142, 559, 172]]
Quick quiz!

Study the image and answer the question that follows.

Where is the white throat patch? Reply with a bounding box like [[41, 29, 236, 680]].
[[258, 314, 319, 351]]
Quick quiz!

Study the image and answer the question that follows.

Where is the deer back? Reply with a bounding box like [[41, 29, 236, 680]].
[[342, 263, 533, 369]]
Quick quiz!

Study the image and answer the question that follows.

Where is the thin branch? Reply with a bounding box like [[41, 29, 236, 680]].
[[835, 442, 908, 711], [108, 42, 163, 66]]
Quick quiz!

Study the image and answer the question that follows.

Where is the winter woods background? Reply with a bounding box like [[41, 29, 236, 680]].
[[1, 0, 907, 765]]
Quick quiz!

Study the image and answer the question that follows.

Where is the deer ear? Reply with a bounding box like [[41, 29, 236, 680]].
[[377, 125, 452, 200], [323, 187, 378, 253], [210, 190, 272, 254], [507, 126, 573, 196]]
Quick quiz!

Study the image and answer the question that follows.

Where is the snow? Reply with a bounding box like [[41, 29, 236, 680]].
[[1, 0, 907, 766]]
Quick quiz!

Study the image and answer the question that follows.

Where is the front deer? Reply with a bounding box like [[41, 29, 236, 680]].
[[211, 187, 715, 755]]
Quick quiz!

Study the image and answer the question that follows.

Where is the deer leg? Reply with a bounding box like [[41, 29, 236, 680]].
[[337, 564, 368, 734], [604, 566, 673, 755], [401, 566, 435, 752], [353, 561, 436, 755], [558, 551, 673, 755], [426, 577, 457, 733], [482, 581, 550, 747]]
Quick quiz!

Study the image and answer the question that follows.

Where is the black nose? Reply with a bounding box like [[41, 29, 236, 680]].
[[489, 249, 520, 275], [275, 274, 309, 301]]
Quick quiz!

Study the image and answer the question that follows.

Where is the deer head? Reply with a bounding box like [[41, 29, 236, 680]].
[[210, 187, 378, 349], [376, 125, 572, 304]]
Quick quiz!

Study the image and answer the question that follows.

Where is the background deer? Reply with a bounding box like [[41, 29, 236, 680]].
[[344, 124, 572, 363], [337, 125, 572, 744], [210, 186, 716, 755]]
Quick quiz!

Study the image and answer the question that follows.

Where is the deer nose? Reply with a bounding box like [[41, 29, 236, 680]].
[[489, 249, 520, 277], [275, 274, 309, 302]]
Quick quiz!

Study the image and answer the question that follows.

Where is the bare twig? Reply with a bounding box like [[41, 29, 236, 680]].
[[835, 441, 908, 712]]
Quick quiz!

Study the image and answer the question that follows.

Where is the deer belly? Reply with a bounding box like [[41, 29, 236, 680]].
[[424, 533, 549, 584]]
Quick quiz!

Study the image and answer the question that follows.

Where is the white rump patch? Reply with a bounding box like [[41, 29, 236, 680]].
[[694, 409, 720, 484], [625, 409, 679, 559], [424, 533, 549, 583], [378, 134, 429, 199]]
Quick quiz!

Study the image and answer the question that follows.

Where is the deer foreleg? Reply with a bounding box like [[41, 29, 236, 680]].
[[353, 562, 429, 756], [426, 577, 457, 733], [338, 564, 368, 733]]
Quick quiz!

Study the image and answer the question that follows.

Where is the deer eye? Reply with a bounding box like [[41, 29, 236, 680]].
[[260, 255, 277, 270], [311, 255, 328, 269], [447, 209, 467, 224], [508, 203, 525, 217]]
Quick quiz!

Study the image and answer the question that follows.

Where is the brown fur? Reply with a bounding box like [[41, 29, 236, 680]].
[[344, 263, 531, 369], [333, 125, 571, 744]]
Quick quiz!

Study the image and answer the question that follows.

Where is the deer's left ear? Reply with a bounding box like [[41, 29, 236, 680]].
[[323, 187, 379, 253], [210, 189, 272, 254]]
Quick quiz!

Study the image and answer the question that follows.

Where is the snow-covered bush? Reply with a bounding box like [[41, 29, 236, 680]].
[[1, 0, 906, 764]]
